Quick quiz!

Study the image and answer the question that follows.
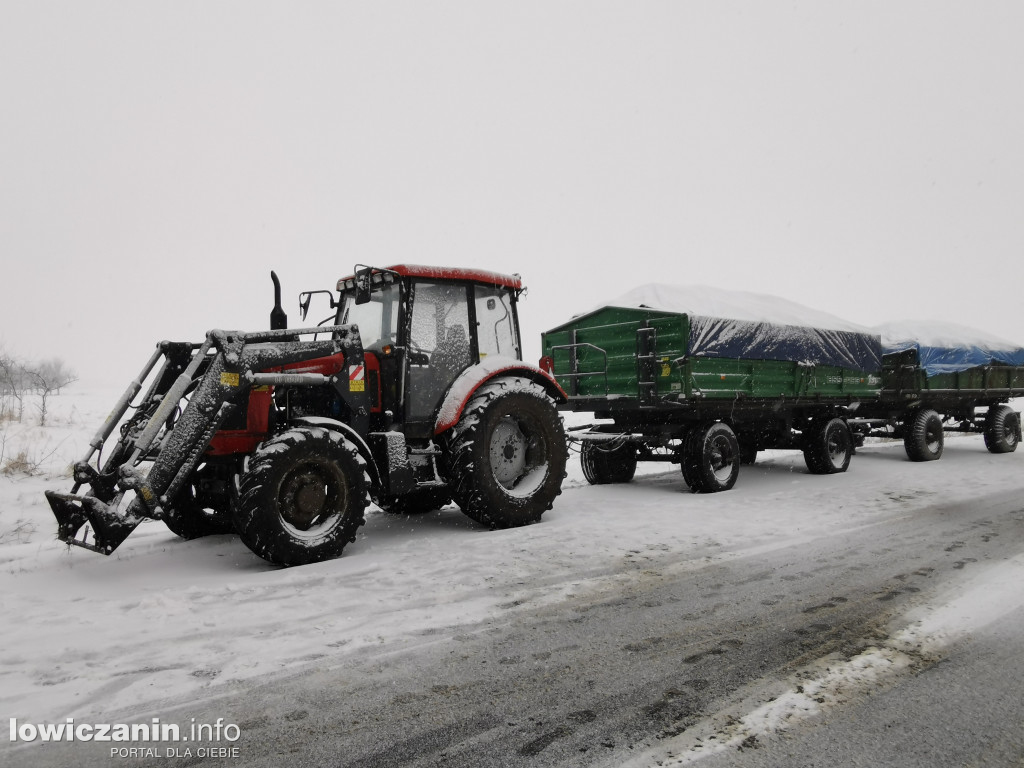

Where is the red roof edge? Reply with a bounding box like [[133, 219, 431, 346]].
[[337, 264, 522, 291]]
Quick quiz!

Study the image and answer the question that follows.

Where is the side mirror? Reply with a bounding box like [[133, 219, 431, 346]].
[[355, 265, 373, 305], [298, 290, 338, 322]]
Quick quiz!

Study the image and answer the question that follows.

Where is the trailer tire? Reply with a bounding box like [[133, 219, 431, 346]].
[[803, 418, 853, 474], [233, 427, 368, 566], [984, 405, 1020, 454], [739, 442, 759, 466], [580, 439, 637, 484], [372, 486, 452, 515], [904, 409, 944, 462], [445, 377, 566, 529], [681, 422, 740, 493]]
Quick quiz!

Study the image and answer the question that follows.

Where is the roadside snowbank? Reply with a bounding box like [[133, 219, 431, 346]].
[[625, 551, 1024, 767]]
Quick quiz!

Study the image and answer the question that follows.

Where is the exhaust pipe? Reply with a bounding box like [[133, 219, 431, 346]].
[[270, 271, 288, 330]]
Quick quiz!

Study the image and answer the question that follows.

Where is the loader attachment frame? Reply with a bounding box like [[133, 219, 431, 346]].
[[47, 324, 362, 555]]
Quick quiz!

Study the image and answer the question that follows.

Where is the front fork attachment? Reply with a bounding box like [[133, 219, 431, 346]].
[[46, 490, 144, 555]]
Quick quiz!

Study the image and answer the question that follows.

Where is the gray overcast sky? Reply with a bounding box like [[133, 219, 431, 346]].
[[2, 1, 1023, 385]]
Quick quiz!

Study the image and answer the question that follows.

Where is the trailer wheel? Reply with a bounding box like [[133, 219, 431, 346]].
[[445, 377, 566, 528], [580, 439, 637, 484], [984, 405, 1021, 454], [681, 422, 740, 493], [739, 442, 759, 466], [372, 486, 452, 515], [904, 409, 944, 462], [803, 418, 853, 474], [233, 426, 368, 566]]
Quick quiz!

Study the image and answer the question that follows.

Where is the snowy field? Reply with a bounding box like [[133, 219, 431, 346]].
[[2, 386, 1024, 752]]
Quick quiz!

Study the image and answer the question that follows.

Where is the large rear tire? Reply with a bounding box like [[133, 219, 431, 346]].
[[233, 427, 368, 566], [680, 422, 740, 493], [984, 404, 1021, 454], [445, 377, 566, 528], [904, 409, 944, 462], [803, 418, 853, 474], [580, 439, 637, 485]]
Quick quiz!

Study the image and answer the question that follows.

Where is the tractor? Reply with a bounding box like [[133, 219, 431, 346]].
[[46, 265, 568, 566]]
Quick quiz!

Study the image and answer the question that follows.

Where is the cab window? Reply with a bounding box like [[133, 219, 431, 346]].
[[475, 286, 519, 360], [339, 282, 400, 350], [406, 282, 472, 422]]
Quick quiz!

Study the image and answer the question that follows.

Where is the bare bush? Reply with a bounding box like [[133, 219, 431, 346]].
[[1, 450, 38, 476], [0, 351, 77, 425], [25, 358, 78, 426], [0, 352, 28, 423], [0, 519, 37, 545]]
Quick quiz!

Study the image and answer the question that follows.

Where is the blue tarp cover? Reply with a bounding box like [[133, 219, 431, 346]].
[[600, 284, 882, 373], [688, 317, 881, 373], [878, 321, 1024, 377], [882, 341, 1024, 376]]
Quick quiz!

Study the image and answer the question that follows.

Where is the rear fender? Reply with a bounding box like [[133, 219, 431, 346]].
[[434, 357, 568, 435]]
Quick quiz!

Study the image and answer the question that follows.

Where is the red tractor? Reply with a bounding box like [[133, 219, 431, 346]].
[[47, 265, 567, 566]]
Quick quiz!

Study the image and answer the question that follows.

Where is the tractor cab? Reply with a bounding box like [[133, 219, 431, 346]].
[[334, 265, 524, 438]]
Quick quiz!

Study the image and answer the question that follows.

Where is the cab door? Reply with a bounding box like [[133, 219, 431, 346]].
[[404, 281, 474, 432]]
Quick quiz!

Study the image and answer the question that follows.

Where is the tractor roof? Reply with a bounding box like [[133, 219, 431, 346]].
[[337, 264, 522, 292]]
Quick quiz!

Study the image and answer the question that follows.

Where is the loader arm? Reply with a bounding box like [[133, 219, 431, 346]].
[[47, 325, 363, 554]]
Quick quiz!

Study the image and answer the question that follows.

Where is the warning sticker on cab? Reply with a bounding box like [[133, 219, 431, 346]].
[[349, 364, 365, 392], [220, 372, 240, 387]]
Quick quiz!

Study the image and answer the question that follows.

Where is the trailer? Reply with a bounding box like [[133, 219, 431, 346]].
[[849, 321, 1024, 460], [540, 285, 883, 492]]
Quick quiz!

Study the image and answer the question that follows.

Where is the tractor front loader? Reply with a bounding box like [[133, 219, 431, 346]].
[[47, 323, 368, 563], [47, 265, 568, 567]]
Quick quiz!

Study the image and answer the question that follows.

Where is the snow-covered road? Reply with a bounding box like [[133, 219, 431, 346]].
[[2, 389, 1024, 766]]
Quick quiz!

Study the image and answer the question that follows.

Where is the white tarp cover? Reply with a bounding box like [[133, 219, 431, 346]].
[[601, 284, 881, 373], [876, 320, 1024, 376]]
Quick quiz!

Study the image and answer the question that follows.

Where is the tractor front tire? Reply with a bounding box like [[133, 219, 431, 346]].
[[446, 377, 566, 529], [984, 404, 1021, 454], [163, 486, 235, 540], [803, 418, 853, 474], [904, 409, 944, 462], [163, 463, 236, 539], [580, 439, 637, 485], [233, 427, 368, 566]]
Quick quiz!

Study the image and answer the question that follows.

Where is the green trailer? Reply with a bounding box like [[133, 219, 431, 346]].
[[850, 323, 1024, 461], [540, 286, 883, 492]]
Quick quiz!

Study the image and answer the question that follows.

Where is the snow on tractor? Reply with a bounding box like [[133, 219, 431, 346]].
[[46, 265, 568, 566]]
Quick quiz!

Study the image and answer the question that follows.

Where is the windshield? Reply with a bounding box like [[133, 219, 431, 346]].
[[337, 283, 401, 350]]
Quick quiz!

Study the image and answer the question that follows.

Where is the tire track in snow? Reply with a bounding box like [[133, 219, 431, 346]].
[[622, 552, 1024, 767]]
